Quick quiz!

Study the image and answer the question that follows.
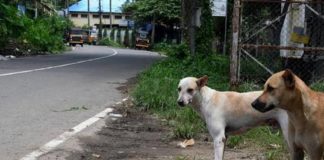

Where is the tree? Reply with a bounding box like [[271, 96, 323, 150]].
[[123, 0, 180, 24], [123, 0, 181, 45], [123, 0, 214, 55]]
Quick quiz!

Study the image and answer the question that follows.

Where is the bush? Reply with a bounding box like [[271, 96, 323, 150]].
[[98, 38, 123, 47], [153, 42, 190, 58], [0, 2, 72, 54], [21, 15, 71, 53], [0, 3, 31, 48]]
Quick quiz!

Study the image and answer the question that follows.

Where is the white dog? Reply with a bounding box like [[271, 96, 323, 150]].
[[177, 76, 294, 160]]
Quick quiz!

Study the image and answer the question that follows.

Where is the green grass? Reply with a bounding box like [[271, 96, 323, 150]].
[[311, 81, 324, 91], [132, 53, 324, 159], [98, 38, 123, 48]]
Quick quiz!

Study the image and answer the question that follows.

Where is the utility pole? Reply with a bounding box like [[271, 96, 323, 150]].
[[109, 0, 112, 29], [151, 14, 156, 45], [87, 0, 90, 27], [99, 0, 103, 39], [34, 0, 38, 18], [66, 0, 69, 17], [189, 0, 196, 55], [230, 0, 241, 90], [67, 0, 69, 15], [54, 0, 57, 10], [180, 0, 184, 42]]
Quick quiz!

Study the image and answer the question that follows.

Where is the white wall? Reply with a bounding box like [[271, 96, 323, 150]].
[[69, 13, 128, 27]]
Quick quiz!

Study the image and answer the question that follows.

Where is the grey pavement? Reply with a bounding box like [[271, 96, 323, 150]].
[[0, 45, 161, 160]]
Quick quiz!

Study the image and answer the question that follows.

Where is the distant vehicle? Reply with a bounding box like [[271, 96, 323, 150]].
[[69, 28, 84, 47], [135, 30, 150, 49], [82, 30, 97, 45]]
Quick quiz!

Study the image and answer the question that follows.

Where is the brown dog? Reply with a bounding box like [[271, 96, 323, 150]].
[[252, 69, 324, 160]]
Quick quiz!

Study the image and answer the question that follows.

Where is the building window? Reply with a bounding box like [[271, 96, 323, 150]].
[[114, 15, 122, 19], [93, 14, 99, 18], [125, 16, 131, 19], [103, 15, 110, 19], [71, 14, 78, 18], [81, 14, 88, 18]]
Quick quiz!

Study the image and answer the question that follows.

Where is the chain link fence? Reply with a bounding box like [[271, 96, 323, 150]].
[[238, 0, 324, 85]]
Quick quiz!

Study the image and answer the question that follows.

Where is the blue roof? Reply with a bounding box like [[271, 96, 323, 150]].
[[69, 0, 127, 13]]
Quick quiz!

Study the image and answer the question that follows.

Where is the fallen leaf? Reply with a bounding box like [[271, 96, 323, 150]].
[[177, 138, 195, 148], [91, 153, 101, 158], [269, 144, 280, 149]]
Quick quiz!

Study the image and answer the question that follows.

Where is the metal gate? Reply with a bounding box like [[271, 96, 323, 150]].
[[232, 0, 324, 85]]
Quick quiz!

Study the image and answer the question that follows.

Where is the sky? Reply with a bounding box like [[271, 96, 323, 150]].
[[69, 0, 127, 13]]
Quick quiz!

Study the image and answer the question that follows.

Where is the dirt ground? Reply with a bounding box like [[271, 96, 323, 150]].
[[62, 78, 269, 160]]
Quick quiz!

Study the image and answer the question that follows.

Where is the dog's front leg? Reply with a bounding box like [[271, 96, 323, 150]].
[[213, 131, 226, 160], [287, 123, 304, 160]]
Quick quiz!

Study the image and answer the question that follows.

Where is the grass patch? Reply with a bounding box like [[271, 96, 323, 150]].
[[98, 38, 123, 48], [311, 81, 324, 91]]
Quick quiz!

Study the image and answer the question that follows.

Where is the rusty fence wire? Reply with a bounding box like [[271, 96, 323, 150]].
[[238, 0, 324, 85]]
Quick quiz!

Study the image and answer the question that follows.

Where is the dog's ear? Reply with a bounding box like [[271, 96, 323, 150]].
[[282, 69, 295, 89], [197, 75, 208, 88]]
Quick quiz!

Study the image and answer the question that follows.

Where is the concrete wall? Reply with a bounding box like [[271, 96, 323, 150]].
[[69, 12, 129, 27]]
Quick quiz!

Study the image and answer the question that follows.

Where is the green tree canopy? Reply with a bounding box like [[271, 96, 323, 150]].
[[123, 0, 181, 25]]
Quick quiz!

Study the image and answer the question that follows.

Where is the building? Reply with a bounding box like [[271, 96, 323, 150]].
[[68, 0, 131, 28]]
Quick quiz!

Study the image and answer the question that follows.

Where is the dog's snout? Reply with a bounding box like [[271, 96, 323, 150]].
[[251, 99, 259, 108], [251, 99, 274, 113], [177, 100, 185, 107], [251, 99, 264, 111]]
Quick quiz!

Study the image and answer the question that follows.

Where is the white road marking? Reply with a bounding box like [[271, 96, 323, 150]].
[[20, 107, 114, 160], [0, 48, 118, 77], [19, 48, 119, 160]]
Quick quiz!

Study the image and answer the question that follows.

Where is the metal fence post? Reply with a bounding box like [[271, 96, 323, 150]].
[[230, 0, 241, 90]]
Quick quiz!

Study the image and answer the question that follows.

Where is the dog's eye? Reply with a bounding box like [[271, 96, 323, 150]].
[[267, 85, 274, 92], [178, 87, 181, 92], [187, 88, 194, 93]]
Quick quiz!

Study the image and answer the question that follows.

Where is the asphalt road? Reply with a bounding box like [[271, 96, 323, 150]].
[[0, 46, 161, 160]]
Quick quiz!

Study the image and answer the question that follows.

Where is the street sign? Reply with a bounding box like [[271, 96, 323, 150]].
[[212, 0, 227, 17]]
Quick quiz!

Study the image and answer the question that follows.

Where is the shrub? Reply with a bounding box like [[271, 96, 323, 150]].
[[0, 2, 71, 54], [98, 38, 123, 47], [21, 15, 71, 53], [153, 42, 190, 58], [0, 3, 31, 48]]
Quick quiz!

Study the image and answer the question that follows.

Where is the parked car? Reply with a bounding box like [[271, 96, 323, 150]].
[[69, 28, 84, 47], [82, 30, 97, 45], [135, 30, 150, 49]]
